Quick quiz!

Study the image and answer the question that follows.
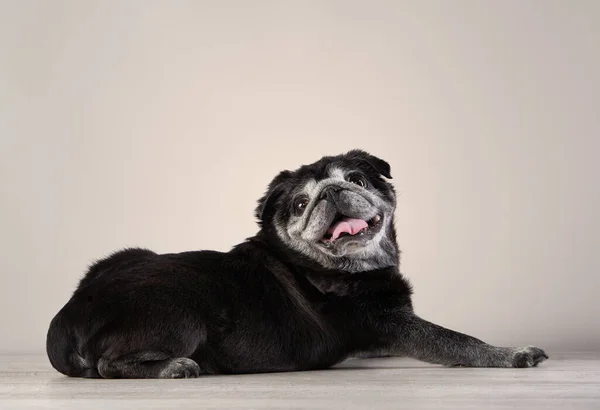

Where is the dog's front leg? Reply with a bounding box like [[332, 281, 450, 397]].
[[385, 313, 548, 368]]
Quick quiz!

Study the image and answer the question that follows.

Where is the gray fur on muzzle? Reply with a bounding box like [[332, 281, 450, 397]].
[[301, 186, 380, 242]]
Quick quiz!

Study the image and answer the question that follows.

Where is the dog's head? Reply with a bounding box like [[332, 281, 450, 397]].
[[255, 150, 398, 272]]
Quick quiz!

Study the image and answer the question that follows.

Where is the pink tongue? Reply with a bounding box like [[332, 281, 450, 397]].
[[326, 218, 368, 241]]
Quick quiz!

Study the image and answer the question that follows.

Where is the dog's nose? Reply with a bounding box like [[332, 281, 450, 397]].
[[319, 185, 343, 201]]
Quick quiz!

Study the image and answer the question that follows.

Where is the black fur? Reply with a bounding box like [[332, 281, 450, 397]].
[[46, 150, 548, 378]]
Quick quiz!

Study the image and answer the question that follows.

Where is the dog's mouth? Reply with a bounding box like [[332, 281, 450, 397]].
[[319, 213, 382, 247]]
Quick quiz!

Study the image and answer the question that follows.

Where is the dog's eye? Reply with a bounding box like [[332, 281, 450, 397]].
[[293, 197, 309, 216], [347, 174, 367, 188]]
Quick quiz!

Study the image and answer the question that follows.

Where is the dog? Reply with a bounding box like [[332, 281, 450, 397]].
[[46, 150, 548, 378]]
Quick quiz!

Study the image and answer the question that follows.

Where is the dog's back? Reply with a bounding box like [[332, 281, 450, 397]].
[[77, 248, 157, 289]]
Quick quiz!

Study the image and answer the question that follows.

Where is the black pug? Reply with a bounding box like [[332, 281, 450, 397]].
[[47, 150, 548, 378]]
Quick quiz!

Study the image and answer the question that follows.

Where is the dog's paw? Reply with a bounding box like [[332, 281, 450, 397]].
[[512, 346, 549, 368], [158, 357, 201, 378]]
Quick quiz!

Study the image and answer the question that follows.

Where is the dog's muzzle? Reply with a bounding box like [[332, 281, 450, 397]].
[[301, 186, 384, 245]]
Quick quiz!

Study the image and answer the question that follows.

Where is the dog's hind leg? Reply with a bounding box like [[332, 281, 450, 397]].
[[97, 352, 202, 379]]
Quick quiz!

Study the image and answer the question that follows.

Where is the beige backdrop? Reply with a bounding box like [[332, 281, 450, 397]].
[[1, 0, 599, 353]]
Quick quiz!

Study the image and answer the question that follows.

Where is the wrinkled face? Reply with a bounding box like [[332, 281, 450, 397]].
[[256, 150, 398, 272]]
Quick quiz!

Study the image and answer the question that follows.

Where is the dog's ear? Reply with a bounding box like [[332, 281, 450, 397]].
[[255, 170, 293, 225], [346, 149, 392, 179]]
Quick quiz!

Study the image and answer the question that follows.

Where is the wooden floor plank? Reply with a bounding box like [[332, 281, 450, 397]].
[[1, 353, 599, 409]]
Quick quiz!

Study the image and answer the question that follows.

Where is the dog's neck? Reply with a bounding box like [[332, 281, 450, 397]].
[[244, 231, 401, 298]]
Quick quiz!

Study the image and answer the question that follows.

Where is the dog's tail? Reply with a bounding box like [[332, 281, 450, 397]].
[[46, 309, 100, 378]]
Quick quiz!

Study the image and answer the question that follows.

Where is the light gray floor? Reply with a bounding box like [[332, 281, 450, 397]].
[[1, 353, 599, 409]]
